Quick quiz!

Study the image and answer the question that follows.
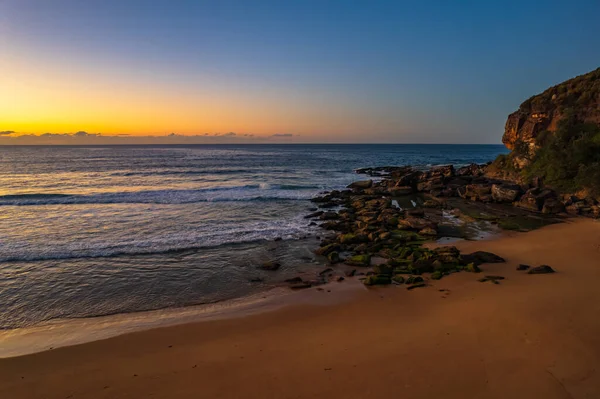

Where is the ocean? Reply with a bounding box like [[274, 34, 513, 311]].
[[0, 144, 508, 331]]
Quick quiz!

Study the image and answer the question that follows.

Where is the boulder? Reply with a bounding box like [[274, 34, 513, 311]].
[[419, 227, 437, 236], [542, 198, 565, 214], [398, 217, 436, 230], [319, 267, 334, 276], [390, 186, 413, 196], [514, 189, 542, 211], [363, 275, 392, 286], [491, 184, 521, 202], [345, 254, 371, 267], [347, 180, 373, 190], [319, 211, 339, 220], [406, 282, 426, 290], [458, 184, 492, 200], [304, 210, 324, 219], [327, 252, 340, 264], [516, 264, 531, 271], [290, 282, 312, 289], [461, 251, 505, 266], [527, 265, 555, 274]]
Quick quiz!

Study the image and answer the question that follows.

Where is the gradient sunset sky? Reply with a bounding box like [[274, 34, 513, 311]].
[[1, 0, 599, 144]]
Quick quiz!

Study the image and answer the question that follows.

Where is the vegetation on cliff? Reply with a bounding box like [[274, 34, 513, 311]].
[[519, 67, 600, 115], [497, 67, 600, 196], [523, 115, 600, 195]]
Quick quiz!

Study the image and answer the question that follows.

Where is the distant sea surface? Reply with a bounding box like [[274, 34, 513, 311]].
[[0, 144, 508, 329]]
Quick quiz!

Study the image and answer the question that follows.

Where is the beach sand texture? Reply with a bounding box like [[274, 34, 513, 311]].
[[1, 219, 599, 399]]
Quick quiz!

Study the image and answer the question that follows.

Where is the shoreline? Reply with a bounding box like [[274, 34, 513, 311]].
[[2, 218, 600, 398], [0, 277, 364, 359]]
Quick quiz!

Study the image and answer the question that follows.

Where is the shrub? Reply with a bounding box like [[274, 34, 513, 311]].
[[522, 116, 600, 195]]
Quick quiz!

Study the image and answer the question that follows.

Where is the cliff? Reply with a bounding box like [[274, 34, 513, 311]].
[[502, 67, 600, 151]]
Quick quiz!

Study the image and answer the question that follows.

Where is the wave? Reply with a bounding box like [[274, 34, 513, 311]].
[[0, 184, 324, 206], [0, 217, 315, 262]]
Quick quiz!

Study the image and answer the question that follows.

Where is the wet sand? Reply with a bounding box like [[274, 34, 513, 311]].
[[1, 218, 599, 399]]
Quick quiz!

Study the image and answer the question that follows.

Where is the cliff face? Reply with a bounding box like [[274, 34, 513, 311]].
[[502, 67, 600, 151]]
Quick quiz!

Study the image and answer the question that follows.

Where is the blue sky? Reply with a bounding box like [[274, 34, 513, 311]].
[[1, 0, 599, 143]]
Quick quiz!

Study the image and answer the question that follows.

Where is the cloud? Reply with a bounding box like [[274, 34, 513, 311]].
[[271, 133, 294, 137], [0, 130, 15, 135], [75, 131, 100, 137], [0, 131, 285, 145]]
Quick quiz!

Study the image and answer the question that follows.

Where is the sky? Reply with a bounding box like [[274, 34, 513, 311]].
[[1, 0, 599, 144]]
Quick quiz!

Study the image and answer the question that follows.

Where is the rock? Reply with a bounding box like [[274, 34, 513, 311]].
[[407, 282, 426, 290], [320, 211, 339, 220], [339, 233, 366, 244], [345, 254, 371, 267], [345, 269, 357, 277], [261, 261, 281, 271], [249, 277, 264, 283], [430, 165, 455, 178], [431, 271, 443, 280], [478, 275, 505, 283], [305, 210, 324, 218], [290, 282, 312, 290], [315, 243, 340, 256], [327, 252, 340, 264], [406, 208, 425, 217], [337, 276, 345, 282], [527, 265, 555, 274], [516, 264, 531, 271], [491, 184, 521, 202], [284, 276, 303, 283], [465, 263, 481, 273], [392, 275, 405, 284], [347, 180, 373, 190], [461, 251, 505, 266], [565, 202, 584, 215], [363, 275, 391, 286], [542, 198, 565, 214], [458, 184, 491, 200], [398, 217, 436, 230], [422, 200, 441, 208], [319, 267, 334, 276], [456, 163, 486, 177], [373, 264, 393, 275], [515, 188, 556, 212], [419, 227, 437, 236], [390, 186, 413, 196], [405, 276, 424, 284]]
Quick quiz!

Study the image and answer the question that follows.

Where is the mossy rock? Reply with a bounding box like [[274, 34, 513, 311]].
[[346, 254, 371, 267], [392, 275, 405, 284], [363, 275, 392, 286], [393, 267, 412, 275], [388, 258, 412, 267], [339, 233, 358, 244], [406, 276, 424, 284], [327, 251, 340, 264], [407, 282, 426, 290], [390, 230, 425, 242], [315, 243, 339, 256], [373, 264, 393, 275], [431, 271, 443, 280], [465, 263, 481, 273]]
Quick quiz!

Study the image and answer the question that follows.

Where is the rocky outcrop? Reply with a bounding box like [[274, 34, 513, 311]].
[[502, 67, 600, 152]]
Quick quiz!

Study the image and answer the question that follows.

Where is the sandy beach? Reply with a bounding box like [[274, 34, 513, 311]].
[[1, 218, 599, 399]]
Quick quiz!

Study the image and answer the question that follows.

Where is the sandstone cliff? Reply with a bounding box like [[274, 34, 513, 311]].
[[503, 67, 600, 151]]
